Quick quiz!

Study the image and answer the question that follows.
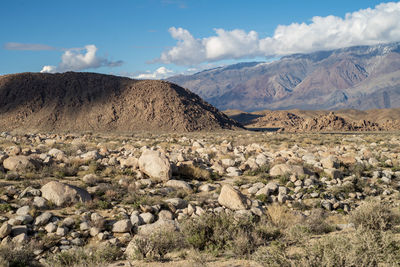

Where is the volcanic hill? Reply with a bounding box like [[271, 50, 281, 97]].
[[0, 72, 242, 132]]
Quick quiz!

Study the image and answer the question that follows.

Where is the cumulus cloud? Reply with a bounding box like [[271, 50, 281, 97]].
[[41, 45, 123, 73], [134, 67, 174, 79], [3, 42, 55, 51], [159, 1, 400, 65], [159, 27, 206, 65]]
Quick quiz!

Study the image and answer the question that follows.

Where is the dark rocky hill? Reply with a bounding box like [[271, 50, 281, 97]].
[[0, 72, 242, 132]]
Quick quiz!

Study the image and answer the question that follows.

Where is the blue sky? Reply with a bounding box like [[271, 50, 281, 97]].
[[1, 0, 399, 78]]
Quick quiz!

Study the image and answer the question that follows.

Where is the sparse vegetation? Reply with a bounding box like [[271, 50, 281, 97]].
[[0, 131, 400, 266], [46, 244, 123, 266]]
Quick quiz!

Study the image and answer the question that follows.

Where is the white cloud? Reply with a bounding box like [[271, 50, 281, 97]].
[[40, 65, 57, 73], [41, 45, 123, 73], [159, 27, 206, 65], [4, 42, 55, 51], [159, 1, 400, 65], [134, 67, 175, 79]]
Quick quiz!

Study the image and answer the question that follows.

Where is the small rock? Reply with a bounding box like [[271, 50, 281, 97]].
[[33, 197, 47, 209], [56, 227, 68, 236], [139, 213, 154, 224], [112, 219, 132, 233], [16, 205, 31, 216], [0, 223, 12, 238], [158, 210, 174, 220], [164, 198, 188, 209], [45, 222, 57, 233], [218, 184, 249, 210], [130, 214, 143, 227], [13, 233, 28, 244], [198, 184, 216, 192], [270, 164, 304, 177], [138, 149, 171, 182], [41, 181, 92, 207], [165, 180, 192, 192]]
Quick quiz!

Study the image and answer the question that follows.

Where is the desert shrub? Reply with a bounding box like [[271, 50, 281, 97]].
[[255, 194, 269, 203], [0, 203, 12, 213], [268, 207, 333, 245], [230, 229, 258, 256], [176, 164, 212, 181], [349, 200, 399, 230], [245, 164, 270, 177], [278, 174, 290, 185], [301, 228, 400, 267], [167, 188, 189, 199], [122, 192, 161, 210], [51, 163, 79, 178], [182, 213, 235, 251], [328, 183, 355, 198], [130, 230, 183, 261], [181, 213, 268, 256], [0, 245, 40, 267], [252, 242, 296, 267], [254, 228, 400, 267], [346, 162, 370, 178], [304, 209, 334, 235], [96, 200, 112, 210], [46, 244, 122, 266], [234, 177, 249, 187]]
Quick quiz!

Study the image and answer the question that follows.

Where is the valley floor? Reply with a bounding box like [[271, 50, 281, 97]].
[[0, 130, 400, 266]]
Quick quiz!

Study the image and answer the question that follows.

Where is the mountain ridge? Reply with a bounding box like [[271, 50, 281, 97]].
[[167, 42, 400, 111]]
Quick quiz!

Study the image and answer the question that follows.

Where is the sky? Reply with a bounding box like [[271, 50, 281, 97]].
[[1, 0, 400, 78]]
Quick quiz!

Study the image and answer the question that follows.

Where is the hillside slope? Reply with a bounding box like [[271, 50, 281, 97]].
[[0, 72, 242, 132]]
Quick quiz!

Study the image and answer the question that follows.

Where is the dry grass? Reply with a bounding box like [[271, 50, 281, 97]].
[[176, 164, 214, 181], [267, 204, 302, 229]]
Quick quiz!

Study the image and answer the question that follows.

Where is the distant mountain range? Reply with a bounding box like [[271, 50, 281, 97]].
[[167, 42, 400, 111]]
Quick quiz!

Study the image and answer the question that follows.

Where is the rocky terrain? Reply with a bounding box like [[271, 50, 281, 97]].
[[168, 42, 400, 111], [225, 108, 400, 132], [0, 72, 241, 132], [0, 131, 400, 266]]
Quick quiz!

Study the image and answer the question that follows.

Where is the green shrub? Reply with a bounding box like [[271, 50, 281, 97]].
[[181, 213, 267, 256], [255, 194, 269, 203], [0, 203, 12, 213], [245, 165, 270, 177]]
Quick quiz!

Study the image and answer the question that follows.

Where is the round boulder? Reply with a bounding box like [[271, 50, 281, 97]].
[[41, 181, 92, 207]]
